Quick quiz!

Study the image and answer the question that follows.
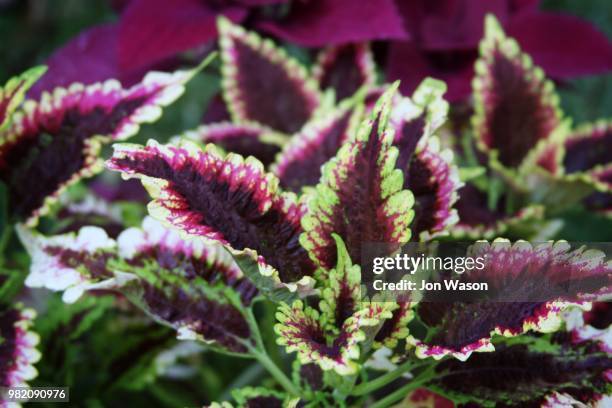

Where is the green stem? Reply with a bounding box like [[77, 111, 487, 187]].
[[241, 308, 299, 396], [249, 346, 299, 396], [0, 226, 12, 266], [352, 359, 430, 396], [369, 367, 435, 408]]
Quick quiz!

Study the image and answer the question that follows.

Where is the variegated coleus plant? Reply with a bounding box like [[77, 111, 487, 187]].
[[451, 15, 612, 240], [15, 78, 611, 406], [5, 12, 612, 408]]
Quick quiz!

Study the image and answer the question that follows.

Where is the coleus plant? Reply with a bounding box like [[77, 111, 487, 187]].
[[3, 12, 612, 408]]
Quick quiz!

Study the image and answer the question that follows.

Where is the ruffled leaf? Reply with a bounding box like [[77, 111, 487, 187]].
[[273, 104, 358, 193], [301, 83, 414, 270], [218, 17, 320, 134], [413, 240, 611, 361], [0, 66, 46, 131], [0, 64, 204, 226], [312, 43, 376, 101], [17, 225, 127, 303], [275, 300, 377, 375], [403, 137, 461, 241], [0, 306, 41, 389], [114, 217, 257, 354], [107, 139, 316, 291], [431, 332, 612, 407], [181, 122, 285, 166], [373, 300, 414, 349], [473, 15, 563, 173], [276, 236, 392, 375]]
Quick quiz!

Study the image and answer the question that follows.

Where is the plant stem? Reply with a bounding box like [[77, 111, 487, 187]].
[[369, 367, 435, 408], [249, 346, 299, 396], [351, 359, 429, 396], [241, 308, 299, 396]]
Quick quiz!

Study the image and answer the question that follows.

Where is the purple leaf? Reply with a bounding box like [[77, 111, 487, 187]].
[[257, 0, 407, 47], [402, 138, 461, 241], [118, 0, 246, 72], [413, 240, 611, 361], [563, 121, 612, 174], [312, 43, 376, 101], [218, 17, 320, 134], [508, 12, 612, 79], [116, 217, 257, 353], [432, 331, 612, 406], [181, 122, 285, 166], [454, 183, 543, 239], [473, 15, 563, 171], [273, 105, 356, 192], [300, 84, 414, 269], [1, 68, 195, 225], [17, 225, 124, 303], [107, 139, 315, 288]]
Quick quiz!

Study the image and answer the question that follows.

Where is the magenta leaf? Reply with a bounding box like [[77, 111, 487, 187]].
[[508, 11, 612, 79], [257, 0, 407, 47], [312, 43, 376, 101], [181, 122, 285, 166], [29, 24, 125, 98], [118, 0, 246, 72], [218, 17, 320, 134], [301, 84, 414, 270], [0, 307, 40, 389], [473, 15, 563, 173], [412, 240, 611, 361], [0, 66, 201, 226], [107, 139, 316, 291]]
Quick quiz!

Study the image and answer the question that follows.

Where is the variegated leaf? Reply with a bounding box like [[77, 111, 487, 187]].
[[300, 83, 414, 270], [430, 332, 612, 407], [312, 43, 376, 101], [472, 15, 564, 175], [107, 139, 316, 292], [412, 240, 611, 361], [0, 66, 46, 131], [0, 306, 41, 390], [1, 64, 204, 226], [180, 122, 285, 167], [273, 103, 360, 193], [218, 17, 320, 134]]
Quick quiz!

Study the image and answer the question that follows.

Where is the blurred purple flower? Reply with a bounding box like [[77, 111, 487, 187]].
[[387, 0, 612, 101]]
